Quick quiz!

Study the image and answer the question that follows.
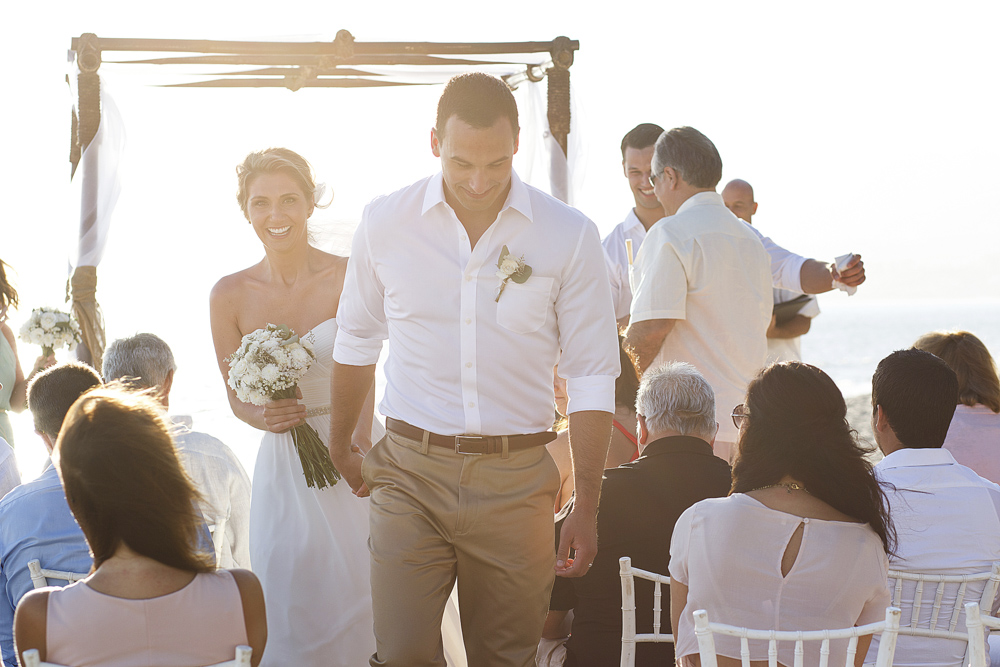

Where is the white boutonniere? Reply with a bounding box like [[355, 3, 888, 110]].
[[494, 245, 532, 302]]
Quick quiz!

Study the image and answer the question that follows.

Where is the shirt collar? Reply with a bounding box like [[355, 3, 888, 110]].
[[624, 208, 645, 233], [876, 447, 958, 470], [640, 434, 717, 459], [421, 170, 533, 222], [674, 190, 725, 216]]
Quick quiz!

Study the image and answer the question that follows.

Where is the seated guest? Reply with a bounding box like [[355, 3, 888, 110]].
[[547, 339, 643, 510], [670, 362, 893, 667], [102, 333, 252, 569], [912, 330, 1000, 484], [14, 386, 266, 666], [544, 362, 732, 666], [0, 363, 99, 667], [866, 349, 1000, 667]]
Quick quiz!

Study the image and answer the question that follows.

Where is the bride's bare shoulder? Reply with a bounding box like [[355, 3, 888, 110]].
[[210, 262, 266, 308], [310, 248, 349, 281]]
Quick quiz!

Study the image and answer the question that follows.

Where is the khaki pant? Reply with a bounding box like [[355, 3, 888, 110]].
[[361, 429, 561, 666]]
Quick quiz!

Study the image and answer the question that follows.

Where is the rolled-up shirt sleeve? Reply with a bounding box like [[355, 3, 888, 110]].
[[555, 221, 619, 415], [333, 209, 389, 366], [747, 226, 806, 294]]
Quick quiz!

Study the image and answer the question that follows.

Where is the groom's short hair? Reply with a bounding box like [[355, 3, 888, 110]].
[[435, 72, 519, 140]]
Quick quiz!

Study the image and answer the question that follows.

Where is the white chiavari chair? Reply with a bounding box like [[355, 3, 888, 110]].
[[886, 561, 1000, 664], [26, 560, 87, 590], [693, 606, 901, 667], [964, 602, 1000, 667], [619, 556, 674, 667], [21, 645, 252, 667]]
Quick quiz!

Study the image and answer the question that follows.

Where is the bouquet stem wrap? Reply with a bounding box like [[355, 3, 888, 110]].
[[273, 386, 341, 489]]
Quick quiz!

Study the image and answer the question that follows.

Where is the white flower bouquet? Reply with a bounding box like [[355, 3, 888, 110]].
[[19, 307, 82, 357], [227, 323, 341, 489]]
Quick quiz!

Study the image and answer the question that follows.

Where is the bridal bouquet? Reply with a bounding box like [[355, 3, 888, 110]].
[[227, 323, 341, 489], [19, 307, 82, 357]]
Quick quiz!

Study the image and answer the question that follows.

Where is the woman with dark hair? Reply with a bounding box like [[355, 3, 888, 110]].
[[913, 330, 1000, 484], [13, 387, 266, 666], [669, 362, 894, 667], [0, 259, 54, 445]]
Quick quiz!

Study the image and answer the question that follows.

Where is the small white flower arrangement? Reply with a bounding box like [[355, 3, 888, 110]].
[[227, 323, 340, 489], [494, 245, 532, 302], [19, 307, 82, 357]]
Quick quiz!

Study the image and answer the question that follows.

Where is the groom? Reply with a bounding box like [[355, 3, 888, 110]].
[[330, 72, 619, 666]]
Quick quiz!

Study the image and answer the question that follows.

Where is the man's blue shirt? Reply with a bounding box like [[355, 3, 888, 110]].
[[0, 465, 90, 667]]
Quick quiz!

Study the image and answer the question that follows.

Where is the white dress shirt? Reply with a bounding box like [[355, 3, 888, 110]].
[[335, 171, 619, 436], [868, 447, 1000, 667], [630, 192, 772, 444], [602, 208, 808, 320], [171, 416, 252, 570], [601, 209, 646, 320]]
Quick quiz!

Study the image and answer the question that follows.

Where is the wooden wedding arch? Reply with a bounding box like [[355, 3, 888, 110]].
[[66, 31, 579, 368]]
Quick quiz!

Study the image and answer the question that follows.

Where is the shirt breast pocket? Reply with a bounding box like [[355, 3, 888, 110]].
[[496, 277, 555, 335]]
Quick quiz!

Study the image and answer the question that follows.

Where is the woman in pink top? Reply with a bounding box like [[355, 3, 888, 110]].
[[913, 330, 1000, 484], [14, 387, 267, 667], [669, 362, 895, 667]]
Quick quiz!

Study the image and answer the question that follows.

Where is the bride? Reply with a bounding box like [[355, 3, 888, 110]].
[[210, 148, 378, 666]]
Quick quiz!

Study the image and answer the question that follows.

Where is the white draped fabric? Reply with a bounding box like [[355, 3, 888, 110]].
[[68, 74, 125, 270]]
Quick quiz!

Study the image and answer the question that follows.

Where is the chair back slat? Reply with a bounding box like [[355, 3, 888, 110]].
[[817, 637, 829, 667], [739, 636, 750, 667], [767, 638, 777, 667], [793, 638, 804, 667], [652, 580, 662, 637], [844, 635, 858, 667], [929, 580, 945, 629], [911, 579, 924, 629]]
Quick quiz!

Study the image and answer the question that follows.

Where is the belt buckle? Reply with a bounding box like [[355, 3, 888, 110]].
[[455, 435, 485, 455]]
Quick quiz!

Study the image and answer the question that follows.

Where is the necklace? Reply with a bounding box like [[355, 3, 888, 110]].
[[751, 481, 809, 494]]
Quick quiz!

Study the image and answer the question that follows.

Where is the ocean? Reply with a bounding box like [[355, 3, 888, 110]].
[[5, 296, 999, 482]]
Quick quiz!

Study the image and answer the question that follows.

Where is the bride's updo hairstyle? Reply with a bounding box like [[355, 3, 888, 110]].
[[55, 385, 214, 572], [730, 362, 896, 556], [236, 148, 330, 220]]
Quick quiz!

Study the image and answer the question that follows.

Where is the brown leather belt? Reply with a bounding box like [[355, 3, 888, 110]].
[[385, 418, 556, 456]]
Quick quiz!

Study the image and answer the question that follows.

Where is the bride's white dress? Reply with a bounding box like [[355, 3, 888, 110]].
[[250, 318, 378, 666]]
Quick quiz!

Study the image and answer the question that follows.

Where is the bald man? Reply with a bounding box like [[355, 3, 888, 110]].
[[722, 179, 819, 363], [603, 126, 866, 327]]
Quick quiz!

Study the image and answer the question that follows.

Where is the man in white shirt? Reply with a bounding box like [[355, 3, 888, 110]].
[[624, 127, 772, 463], [868, 349, 1000, 667], [603, 124, 866, 327], [330, 73, 619, 666], [102, 333, 252, 570], [721, 179, 820, 363]]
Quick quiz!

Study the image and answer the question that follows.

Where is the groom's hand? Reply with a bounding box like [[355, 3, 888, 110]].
[[331, 446, 369, 498], [554, 505, 598, 578]]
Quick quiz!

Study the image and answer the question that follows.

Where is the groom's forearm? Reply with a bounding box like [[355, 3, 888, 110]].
[[329, 361, 377, 459], [566, 409, 613, 513]]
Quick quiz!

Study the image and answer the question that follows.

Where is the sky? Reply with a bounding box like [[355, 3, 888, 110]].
[[2, 1, 999, 474]]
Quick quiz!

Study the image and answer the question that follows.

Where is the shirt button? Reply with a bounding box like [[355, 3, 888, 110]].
[[465, 362, 473, 368], [468, 402, 475, 408], [465, 318, 472, 324], [465, 275, 472, 282]]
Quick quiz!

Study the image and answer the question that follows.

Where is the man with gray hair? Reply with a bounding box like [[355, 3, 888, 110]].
[[544, 361, 732, 667], [624, 127, 772, 463], [103, 333, 251, 569]]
